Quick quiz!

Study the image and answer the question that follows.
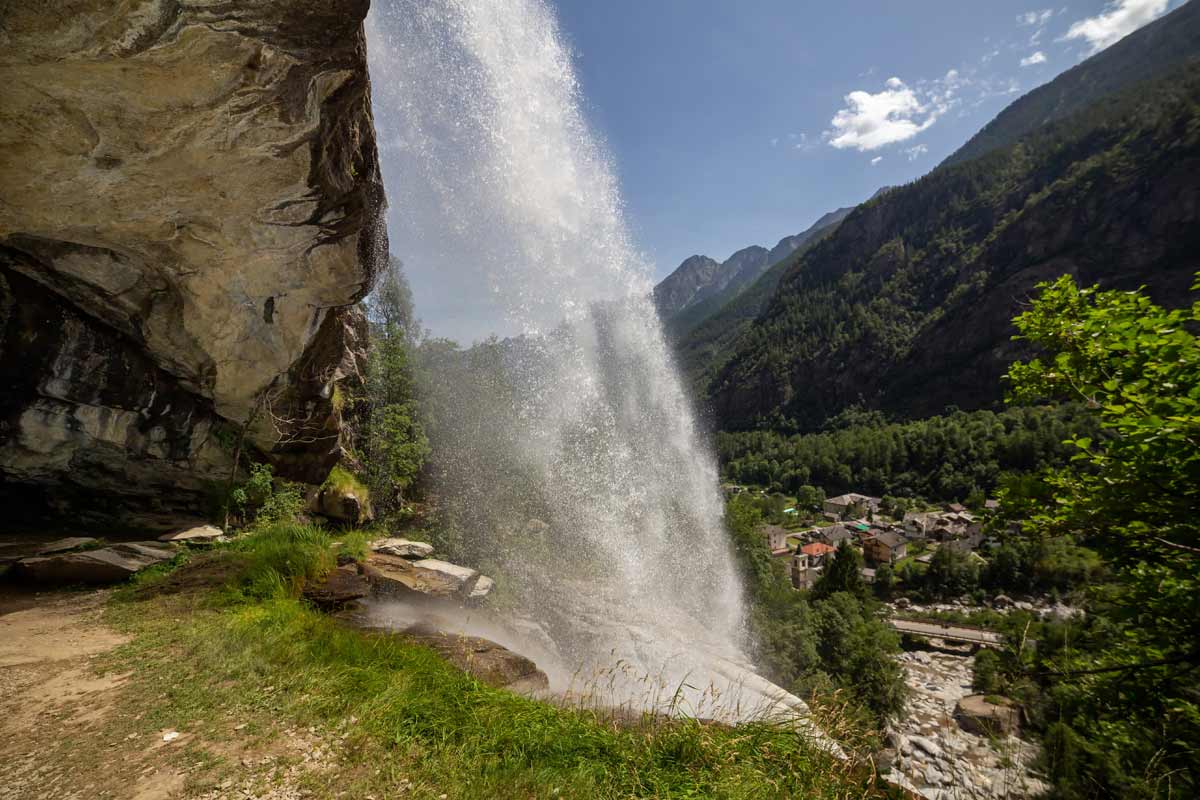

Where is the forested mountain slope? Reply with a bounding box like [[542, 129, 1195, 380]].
[[942, 0, 1200, 168], [708, 63, 1200, 432], [654, 207, 856, 338], [666, 205, 854, 386]]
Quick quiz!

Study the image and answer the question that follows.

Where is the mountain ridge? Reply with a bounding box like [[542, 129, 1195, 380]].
[[707, 58, 1200, 432]]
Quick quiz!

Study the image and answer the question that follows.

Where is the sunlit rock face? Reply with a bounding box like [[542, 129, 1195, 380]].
[[0, 0, 384, 527]]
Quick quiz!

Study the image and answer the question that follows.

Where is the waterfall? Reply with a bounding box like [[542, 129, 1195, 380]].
[[365, 0, 801, 720]]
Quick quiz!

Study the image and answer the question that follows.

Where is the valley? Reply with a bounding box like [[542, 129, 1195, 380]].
[[2, 1, 1198, 798]]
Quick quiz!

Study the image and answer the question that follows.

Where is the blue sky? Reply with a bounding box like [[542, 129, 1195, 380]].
[[552, 0, 1180, 279]]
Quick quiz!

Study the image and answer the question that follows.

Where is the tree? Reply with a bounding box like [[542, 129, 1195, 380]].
[[1000, 274, 1200, 797], [814, 541, 866, 600], [795, 484, 825, 510], [811, 591, 908, 723], [873, 562, 895, 599], [923, 545, 978, 599], [358, 257, 430, 512]]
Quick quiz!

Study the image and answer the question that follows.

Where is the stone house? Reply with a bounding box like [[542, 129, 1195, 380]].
[[763, 524, 792, 555], [820, 524, 853, 548], [822, 493, 881, 519], [864, 531, 908, 565]]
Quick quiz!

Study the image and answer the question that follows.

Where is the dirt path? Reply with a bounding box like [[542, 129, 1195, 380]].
[[0, 586, 409, 800]]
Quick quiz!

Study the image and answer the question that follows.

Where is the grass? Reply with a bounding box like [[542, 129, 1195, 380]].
[[102, 520, 895, 799]]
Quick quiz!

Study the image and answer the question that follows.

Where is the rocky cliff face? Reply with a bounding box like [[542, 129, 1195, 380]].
[[0, 0, 385, 528]]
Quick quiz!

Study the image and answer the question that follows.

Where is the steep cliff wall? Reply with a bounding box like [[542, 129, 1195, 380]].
[[0, 0, 385, 528]]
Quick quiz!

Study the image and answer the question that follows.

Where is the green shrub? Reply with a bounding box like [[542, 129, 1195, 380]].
[[228, 462, 305, 527], [226, 520, 336, 600]]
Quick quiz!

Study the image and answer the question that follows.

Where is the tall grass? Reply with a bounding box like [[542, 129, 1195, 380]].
[[107, 521, 892, 799]]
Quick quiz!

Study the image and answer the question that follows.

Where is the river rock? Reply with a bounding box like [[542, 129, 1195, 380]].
[[370, 538, 434, 559], [15, 541, 175, 585], [0, 0, 384, 525], [303, 564, 369, 610], [955, 695, 1021, 736], [910, 735, 942, 759], [159, 525, 224, 544]]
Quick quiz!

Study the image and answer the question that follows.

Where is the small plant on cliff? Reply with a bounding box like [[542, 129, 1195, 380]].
[[229, 462, 305, 528]]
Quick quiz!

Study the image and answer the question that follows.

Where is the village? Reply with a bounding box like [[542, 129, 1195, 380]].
[[726, 484, 1067, 799], [732, 487, 996, 592]]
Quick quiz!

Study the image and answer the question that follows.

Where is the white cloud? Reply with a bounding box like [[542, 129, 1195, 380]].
[[870, 156, 883, 166], [770, 137, 779, 147], [1063, 0, 1168, 53], [826, 76, 946, 152], [905, 144, 928, 161], [1017, 9, 1054, 26], [1020, 50, 1048, 66]]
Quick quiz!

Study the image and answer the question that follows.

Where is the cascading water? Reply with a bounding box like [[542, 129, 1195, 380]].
[[365, 0, 808, 721]]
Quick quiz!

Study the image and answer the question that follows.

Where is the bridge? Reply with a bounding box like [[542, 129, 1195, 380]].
[[887, 618, 1006, 649]]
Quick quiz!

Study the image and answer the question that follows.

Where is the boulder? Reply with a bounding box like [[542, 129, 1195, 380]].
[[991, 594, 1014, 609], [402, 625, 549, 693], [360, 554, 484, 601], [37, 537, 99, 555], [310, 485, 373, 526], [955, 695, 1021, 737], [894, 597, 912, 609], [467, 575, 495, 604], [159, 525, 224, 544], [411, 559, 480, 594], [303, 564, 369, 610], [370, 538, 434, 559], [15, 541, 175, 585]]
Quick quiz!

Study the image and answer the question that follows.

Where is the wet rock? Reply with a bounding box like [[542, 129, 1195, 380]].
[[402, 626, 549, 692], [410, 559, 481, 594], [158, 525, 224, 544], [303, 565, 369, 610], [362, 553, 479, 599], [14, 541, 175, 585], [466, 575, 495, 604], [37, 537, 99, 555], [370, 538, 434, 559]]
